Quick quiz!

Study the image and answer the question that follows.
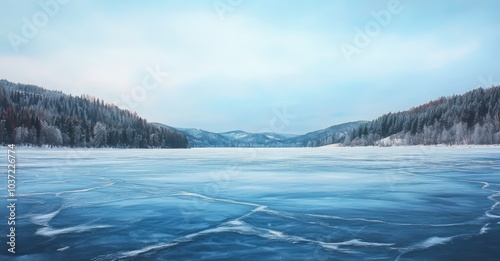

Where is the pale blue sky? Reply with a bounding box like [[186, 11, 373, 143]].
[[1, 0, 500, 134]]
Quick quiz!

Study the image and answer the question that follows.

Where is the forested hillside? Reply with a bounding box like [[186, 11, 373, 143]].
[[3, 79, 498, 148], [0, 80, 188, 148], [282, 121, 366, 147], [343, 86, 500, 146]]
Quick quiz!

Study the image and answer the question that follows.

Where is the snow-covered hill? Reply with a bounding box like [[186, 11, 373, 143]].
[[152, 124, 298, 147], [283, 121, 368, 147], [153, 122, 365, 148]]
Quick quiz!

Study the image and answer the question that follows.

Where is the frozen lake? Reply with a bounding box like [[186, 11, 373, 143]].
[[2, 147, 500, 260]]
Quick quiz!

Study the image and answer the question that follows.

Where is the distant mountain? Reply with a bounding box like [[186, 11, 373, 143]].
[[154, 122, 365, 148], [153, 124, 298, 147], [175, 127, 234, 147], [0, 79, 188, 148], [219, 130, 296, 146], [343, 86, 500, 146], [220, 130, 296, 141], [282, 121, 368, 147]]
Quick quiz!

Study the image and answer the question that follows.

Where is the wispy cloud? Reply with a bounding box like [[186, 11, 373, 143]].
[[1, 1, 499, 133]]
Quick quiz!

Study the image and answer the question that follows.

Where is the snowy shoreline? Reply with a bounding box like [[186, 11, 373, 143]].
[[1, 144, 500, 150], [321, 143, 500, 148]]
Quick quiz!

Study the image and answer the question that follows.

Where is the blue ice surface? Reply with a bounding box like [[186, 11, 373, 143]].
[[0, 146, 499, 260]]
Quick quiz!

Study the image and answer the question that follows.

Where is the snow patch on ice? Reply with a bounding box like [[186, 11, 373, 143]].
[[36, 224, 111, 237], [57, 246, 70, 252], [30, 208, 63, 226]]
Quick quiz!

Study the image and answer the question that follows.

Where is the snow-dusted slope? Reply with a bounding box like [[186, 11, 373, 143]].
[[283, 121, 367, 147], [153, 122, 364, 148]]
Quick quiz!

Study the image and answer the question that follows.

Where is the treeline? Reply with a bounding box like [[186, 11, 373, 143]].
[[342, 86, 500, 146], [0, 80, 188, 148]]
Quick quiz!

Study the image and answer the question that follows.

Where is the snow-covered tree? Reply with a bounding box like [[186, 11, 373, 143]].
[[93, 122, 107, 147]]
